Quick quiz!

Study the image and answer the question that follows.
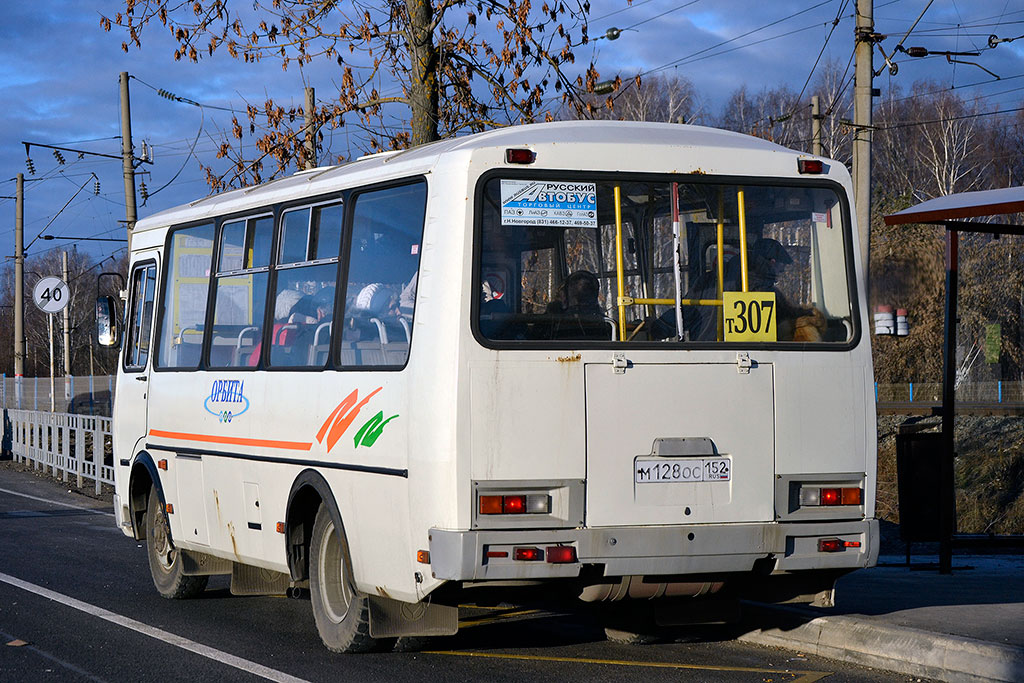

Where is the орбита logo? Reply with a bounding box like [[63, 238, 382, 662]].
[[204, 379, 250, 423]]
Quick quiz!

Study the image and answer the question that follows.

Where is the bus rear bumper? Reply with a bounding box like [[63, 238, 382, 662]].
[[428, 519, 878, 581]]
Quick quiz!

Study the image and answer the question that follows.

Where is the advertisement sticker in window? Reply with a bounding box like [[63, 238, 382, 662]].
[[500, 180, 597, 228]]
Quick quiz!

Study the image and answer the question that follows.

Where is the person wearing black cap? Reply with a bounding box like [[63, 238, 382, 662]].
[[650, 237, 817, 341]]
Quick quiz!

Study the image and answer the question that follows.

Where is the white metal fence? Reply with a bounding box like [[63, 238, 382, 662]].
[[2, 375, 115, 414], [7, 409, 114, 493]]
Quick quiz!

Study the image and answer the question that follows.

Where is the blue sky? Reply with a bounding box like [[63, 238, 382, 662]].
[[1, 0, 1023, 266]]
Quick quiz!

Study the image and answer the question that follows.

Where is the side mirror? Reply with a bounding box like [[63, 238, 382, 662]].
[[96, 295, 119, 347]]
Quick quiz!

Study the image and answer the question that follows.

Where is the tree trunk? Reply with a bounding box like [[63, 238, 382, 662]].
[[406, 0, 439, 145]]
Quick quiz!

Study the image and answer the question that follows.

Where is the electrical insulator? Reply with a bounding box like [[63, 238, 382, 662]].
[[25, 157, 35, 175], [53, 149, 65, 165], [93, 180, 101, 195], [140, 181, 149, 202]]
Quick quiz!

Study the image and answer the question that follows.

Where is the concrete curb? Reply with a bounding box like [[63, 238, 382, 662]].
[[737, 607, 1024, 683]]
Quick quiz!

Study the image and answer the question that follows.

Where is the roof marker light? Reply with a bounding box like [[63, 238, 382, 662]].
[[416, 550, 430, 564], [506, 148, 536, 164], [798, 158, 824, 174]]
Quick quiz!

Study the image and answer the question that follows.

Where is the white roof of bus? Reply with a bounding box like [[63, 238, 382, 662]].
[[134, 120, 799, 234]]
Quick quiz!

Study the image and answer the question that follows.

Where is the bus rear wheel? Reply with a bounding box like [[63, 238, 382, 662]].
[[145, 485, 208, 599], [309, 504, 377, 653]]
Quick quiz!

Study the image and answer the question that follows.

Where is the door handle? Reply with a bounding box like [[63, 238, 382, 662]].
[[135, 376, 148, 382]]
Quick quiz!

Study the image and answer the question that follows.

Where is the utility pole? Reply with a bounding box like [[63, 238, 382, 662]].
[[304, 86, 316, 170], [120, 72, 138, 251], [811, 95, 823, 157], [14, 173, 25, 409], [62, 250, 71, 403], [853, 0, 874, 291]]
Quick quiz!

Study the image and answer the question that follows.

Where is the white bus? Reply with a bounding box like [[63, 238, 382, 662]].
[[99, 120, 877, 652]]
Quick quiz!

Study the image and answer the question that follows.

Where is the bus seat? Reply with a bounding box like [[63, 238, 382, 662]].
[[232, 326, 260, 366], [307, 322, 332, 366], [384, 341, 409, 365], [175, 326, 203, 366]]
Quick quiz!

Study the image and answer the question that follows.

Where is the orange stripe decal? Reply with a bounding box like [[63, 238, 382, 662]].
[[148, 429, 313, 452]]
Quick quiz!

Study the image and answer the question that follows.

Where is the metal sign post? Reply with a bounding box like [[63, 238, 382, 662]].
[[33, 277, 71, 412]]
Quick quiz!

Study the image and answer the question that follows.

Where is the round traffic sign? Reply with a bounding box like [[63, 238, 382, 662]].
[[33, 276, 70, 313]]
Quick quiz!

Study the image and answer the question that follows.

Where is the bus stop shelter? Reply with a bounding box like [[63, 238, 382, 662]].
[[884, 186, 1024, 573]]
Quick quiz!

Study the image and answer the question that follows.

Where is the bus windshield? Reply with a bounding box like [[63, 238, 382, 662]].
[[477, 175, 855, 346]]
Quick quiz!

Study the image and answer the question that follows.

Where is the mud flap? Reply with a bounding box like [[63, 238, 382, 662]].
[[229, 563, 290, 596], [181, 550, 233, 576], [368, 596, 458, 638]]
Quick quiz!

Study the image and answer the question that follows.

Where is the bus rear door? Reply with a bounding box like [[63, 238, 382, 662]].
[[584, 359, 775, 528]]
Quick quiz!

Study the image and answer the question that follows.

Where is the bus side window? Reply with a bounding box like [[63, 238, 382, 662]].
[[268, 203, 343, 368], [209, 216, 272, 368], [339, 181, 427, 368]]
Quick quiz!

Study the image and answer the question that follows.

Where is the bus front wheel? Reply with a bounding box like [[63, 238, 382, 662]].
[[145, 485, 208, 599], [309, 504, 377, 653]]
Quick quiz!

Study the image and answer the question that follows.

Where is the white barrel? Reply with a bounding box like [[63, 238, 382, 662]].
[[875, 305, 895, 335], [896, 308, 909, 336]]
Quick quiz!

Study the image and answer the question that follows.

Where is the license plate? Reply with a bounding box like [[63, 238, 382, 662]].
[[634, 457, 731, 483]]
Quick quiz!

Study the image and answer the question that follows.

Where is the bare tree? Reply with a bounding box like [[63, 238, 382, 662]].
[[102, 0, 602, 189], [718, 84, 803, 148], [810, 58, 852, 164], [576, 74, 704, 124]]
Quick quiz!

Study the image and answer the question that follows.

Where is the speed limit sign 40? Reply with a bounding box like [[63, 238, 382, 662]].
[[33, 277, 70, 313]]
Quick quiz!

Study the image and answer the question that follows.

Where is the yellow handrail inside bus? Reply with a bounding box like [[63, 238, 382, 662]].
[[737, 187, 749, 292], [614, 185, 626, 341], [618, 296, 721, 307], [716, 191, 726, 341]]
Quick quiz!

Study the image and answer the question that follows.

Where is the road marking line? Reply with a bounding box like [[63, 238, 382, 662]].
[[458, 608, 544, 628], [0, 487, 112, 516], [424, 650, 832, 678], [0, 571, 307, 683]]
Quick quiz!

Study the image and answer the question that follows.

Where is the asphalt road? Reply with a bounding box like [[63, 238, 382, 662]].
[[0, 461, 916, 683]]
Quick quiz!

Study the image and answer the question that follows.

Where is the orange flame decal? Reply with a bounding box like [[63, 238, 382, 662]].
[[317, 387, 383, 453]]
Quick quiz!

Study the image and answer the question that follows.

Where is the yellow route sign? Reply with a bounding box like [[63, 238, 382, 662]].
[[723, 292, 777, 342]]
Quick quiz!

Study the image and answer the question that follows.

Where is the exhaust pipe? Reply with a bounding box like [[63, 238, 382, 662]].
[[579, 576, 724, 602]]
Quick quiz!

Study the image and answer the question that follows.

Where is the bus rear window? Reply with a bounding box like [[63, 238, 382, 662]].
[[477, 177, 855, 346]]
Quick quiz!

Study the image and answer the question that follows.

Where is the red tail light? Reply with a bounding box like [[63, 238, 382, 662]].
[[545, 546, 577, 564], [503, 495, 526, 514], [821, 488, 841, 505], [513, 547, 543, 561], [818, 538, 842, 552]]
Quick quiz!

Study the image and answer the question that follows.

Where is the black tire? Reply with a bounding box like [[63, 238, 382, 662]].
[[309, 504, 378, 653], [145, 485, 208, 599]]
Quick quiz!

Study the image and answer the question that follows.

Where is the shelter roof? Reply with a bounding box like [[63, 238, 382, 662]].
[[884, 186, 1024, 225]]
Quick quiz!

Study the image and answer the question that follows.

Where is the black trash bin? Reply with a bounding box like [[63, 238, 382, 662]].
[[895, 430, 946, 543]]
